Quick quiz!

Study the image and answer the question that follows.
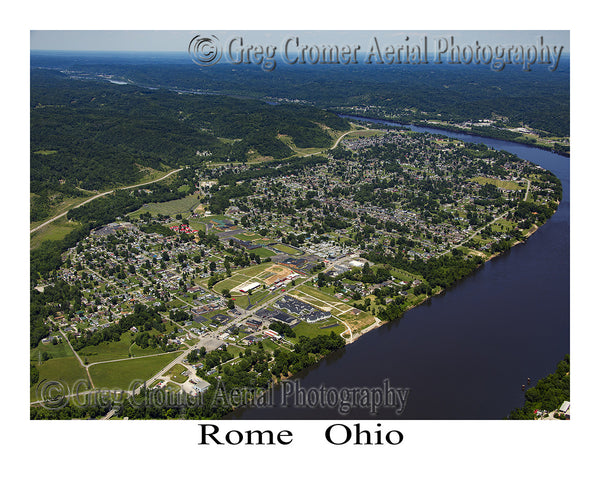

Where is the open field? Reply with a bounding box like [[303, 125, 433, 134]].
[[129, 194, 202, 218], [78, 330, 172, 363], [293, 284, 351, 317], [339, 310, 377, 334], [470, 176, 524, 190], [79, 337, 133, 363], [212, 262, 287, 293], [291, 319, 346, 339], [234, 232, 263, 241], [164, 364, 189, 383], [263, 264, 294, 285], [30, 340, 74, 362], [273, 244, 302, 255], [30, 216, 82, 250], [345, 129, 386, 138], [277, 134, 325, 156], [250, 247, 276, 258], [166, 382, 182, 393], [491, 218, 517, 233], [88, 352, 180, 390], [30, 356, 88, 401], [129, 343, 167, 358]]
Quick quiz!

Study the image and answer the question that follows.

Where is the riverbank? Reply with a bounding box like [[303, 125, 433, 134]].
[[337, 113, 570, 158]]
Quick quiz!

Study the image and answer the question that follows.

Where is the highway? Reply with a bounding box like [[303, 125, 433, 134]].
[[30, 168, 182, 234]]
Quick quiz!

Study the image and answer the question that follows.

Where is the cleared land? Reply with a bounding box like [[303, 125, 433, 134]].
[[211, 262, 289, 293], [291, 319, 346, 339], [273, 244, 302, 255], [30, 356, 88, 401], [129, 194, 202, 218], [263, 264, 294, 285], [470, 176, 524, 190], [164, 364, 189, 384], [30, 217, 82, 250], [88, 352, 180, 390], [249, 247, 276, 259], [293, 284, 351, 316], [345, 129, 386, 138]]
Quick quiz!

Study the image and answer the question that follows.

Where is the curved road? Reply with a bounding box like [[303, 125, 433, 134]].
[[30, 168, 183, 234]]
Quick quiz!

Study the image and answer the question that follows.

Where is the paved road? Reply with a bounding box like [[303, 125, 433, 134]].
[[134, 256, 355, 394], [30, 168, 182, 234]]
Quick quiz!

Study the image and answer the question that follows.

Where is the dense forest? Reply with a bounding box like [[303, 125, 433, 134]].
[[31, 53, 569, 137], [30, 69, 349, 195]]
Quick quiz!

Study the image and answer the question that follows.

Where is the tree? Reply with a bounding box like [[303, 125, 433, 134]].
[[227, 299, 235, 310], [30, 364, 39, 386]]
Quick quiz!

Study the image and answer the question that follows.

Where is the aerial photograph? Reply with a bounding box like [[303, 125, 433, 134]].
[[29, 30, 570, 422]]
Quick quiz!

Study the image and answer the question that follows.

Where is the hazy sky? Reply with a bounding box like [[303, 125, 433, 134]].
[[31, 30, 570, 53]]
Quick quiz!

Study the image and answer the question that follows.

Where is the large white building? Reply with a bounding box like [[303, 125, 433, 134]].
[[239, 282, 261, 293]]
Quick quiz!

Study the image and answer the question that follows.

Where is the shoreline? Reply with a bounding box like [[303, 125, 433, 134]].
[[333, 210, 549, 347], [336, 113, 570, 158]]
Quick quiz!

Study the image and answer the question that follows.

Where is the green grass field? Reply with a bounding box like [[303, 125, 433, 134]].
[[30, 216, 82, 250], [129, 194, 202, 218], [345, 129, 386, 138], [291, 319, 346, 339], [293, 285, 349, 316], [249, 247, 276, 258], [470, 176, 523, 191], [164, 364, 189, 383], [88, 352, 180, 390], [30, 356, 88, 401], [212, 262, 282, 293], [30, 340, 74, 362], [491, 218, 517, 233], [78, 330, 171, 363], [385, 266, 424, 283], [79, 337, 133, 364], [273, 244, 302, 255], [193, 214, 233, 225], [166, 382, 182, 392], [234, 232, 263, 241]]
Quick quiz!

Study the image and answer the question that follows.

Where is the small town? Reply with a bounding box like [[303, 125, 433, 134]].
[[30, 127, 562, 418]]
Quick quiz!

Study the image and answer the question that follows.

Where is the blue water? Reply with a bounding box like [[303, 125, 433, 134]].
[[231, 116, 570, 420]]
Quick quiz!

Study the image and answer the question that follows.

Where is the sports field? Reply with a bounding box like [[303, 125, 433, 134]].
[[273, 244, 302, 255], [212, 262, 296, 294]]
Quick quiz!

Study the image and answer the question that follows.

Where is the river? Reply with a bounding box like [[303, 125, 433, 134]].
[[229, 116, 570, 420]]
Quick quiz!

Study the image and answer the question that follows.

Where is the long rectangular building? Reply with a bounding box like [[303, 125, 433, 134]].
[[239, 282, 261, 293]]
